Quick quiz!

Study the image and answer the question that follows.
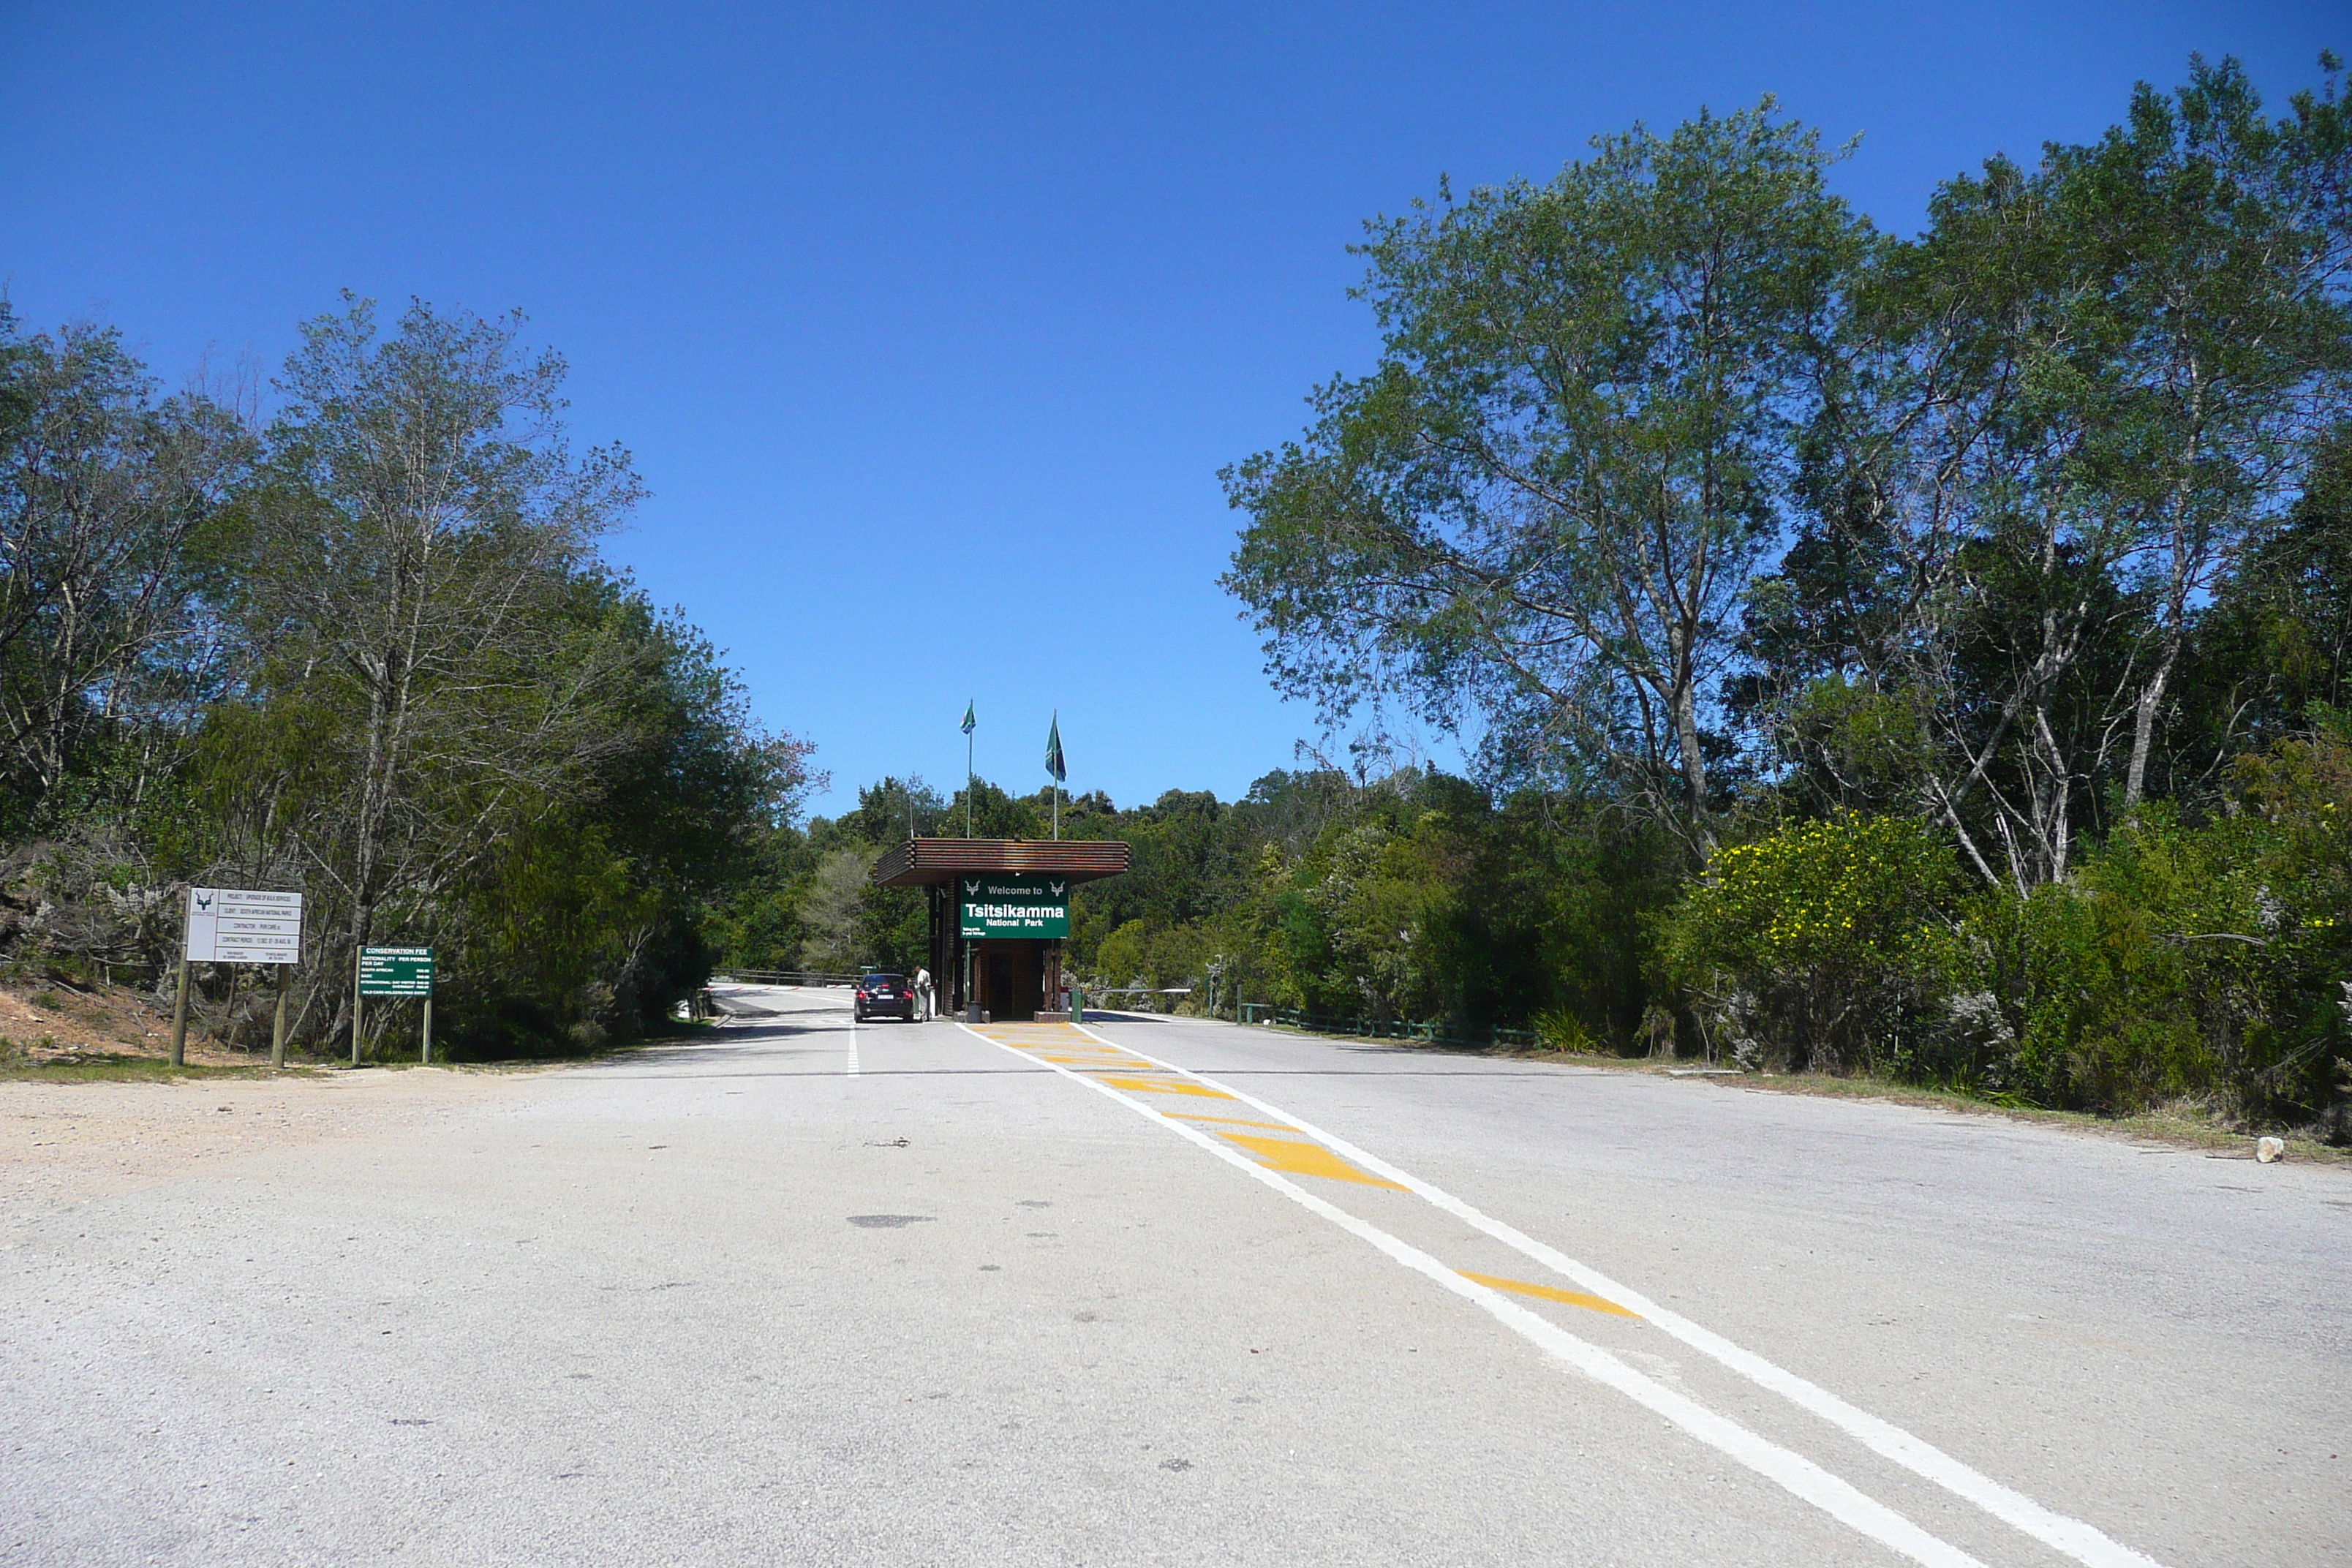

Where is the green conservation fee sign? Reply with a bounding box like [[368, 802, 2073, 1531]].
[[358, 946, 435, 997], [959, 875, 1069, 938]]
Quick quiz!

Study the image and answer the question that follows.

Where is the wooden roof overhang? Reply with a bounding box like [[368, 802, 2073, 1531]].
[[870, 837, 1131, 889]]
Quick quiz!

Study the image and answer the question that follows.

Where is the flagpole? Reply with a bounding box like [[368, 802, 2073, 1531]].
[[965, 701, 974, 838], [1046, 710, 1063, 840]]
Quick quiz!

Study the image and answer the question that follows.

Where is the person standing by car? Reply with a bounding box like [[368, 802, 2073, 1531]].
[[913, 966, 934, 1022]]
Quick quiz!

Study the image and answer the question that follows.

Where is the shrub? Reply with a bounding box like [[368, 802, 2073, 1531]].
[[1928, 731, 2351, 1127], [1931, 819, 2240, 1110], [1533, 1009, 1602, 1055], [1662, 813, 1961, 1073]]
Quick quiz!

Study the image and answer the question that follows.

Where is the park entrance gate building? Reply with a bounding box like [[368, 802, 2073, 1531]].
[[870, 838, 1131, 1022]]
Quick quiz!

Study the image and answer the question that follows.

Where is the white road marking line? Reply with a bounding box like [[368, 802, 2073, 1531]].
[[846, 1009, 861, 1077], [1079, 1022, 2168, 1568], [958, 1022, 1985, 1568]]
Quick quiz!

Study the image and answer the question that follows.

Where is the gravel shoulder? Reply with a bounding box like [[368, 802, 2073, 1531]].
[[0, 1068, 526, 1230]]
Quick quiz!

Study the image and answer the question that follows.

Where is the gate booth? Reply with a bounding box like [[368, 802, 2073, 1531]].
[[870, 838, 1131, 1022]]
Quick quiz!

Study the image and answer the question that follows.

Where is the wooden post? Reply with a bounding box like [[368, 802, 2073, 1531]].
[[169, 956, 190, 1068], [271, 968, 288, 1068], [351, 946, 364, 1067], [422, 994, 433, 1065]]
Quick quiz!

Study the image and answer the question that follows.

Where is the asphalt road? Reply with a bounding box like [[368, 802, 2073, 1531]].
[[4, 986, 2345, 1566]]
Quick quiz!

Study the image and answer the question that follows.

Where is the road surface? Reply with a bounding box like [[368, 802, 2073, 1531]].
[[3, 985, 2345, 1565]]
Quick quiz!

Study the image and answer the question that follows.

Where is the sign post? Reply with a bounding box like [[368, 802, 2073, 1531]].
[[176, 889, 304, 1068], [356, 947, 436, 1065]]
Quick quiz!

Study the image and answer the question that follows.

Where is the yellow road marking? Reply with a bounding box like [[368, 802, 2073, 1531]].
[[1218, 1133, 1406, 1189], [1090, 1074, 1237, 1099], [1164, 1112, 1300, 1133], [1458, 1270, 1640, 1319]]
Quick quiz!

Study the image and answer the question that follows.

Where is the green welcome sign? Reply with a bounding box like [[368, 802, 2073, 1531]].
[[359, 946, 436, 997], [959, 875, 1069, 938]]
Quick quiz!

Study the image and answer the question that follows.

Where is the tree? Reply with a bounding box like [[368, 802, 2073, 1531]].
[[0, 307, 247, 825], [210, 295, 658, 1042], [2180, 426, 2352, 755], [799, 848, 875, 975], [1787, 141, 2141, 890], [830, 775, 945, 845], [1753, 55, 2352, 886], [2054, 55, 2352, 807], [1224, 102, 1870, 852]]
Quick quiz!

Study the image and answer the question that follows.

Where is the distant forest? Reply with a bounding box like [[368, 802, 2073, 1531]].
[[0, 295, 809, 1058], [725, 55, 2352, 1139]]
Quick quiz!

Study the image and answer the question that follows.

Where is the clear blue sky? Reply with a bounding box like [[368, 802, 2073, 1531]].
[[4, 1, 2337, 818]]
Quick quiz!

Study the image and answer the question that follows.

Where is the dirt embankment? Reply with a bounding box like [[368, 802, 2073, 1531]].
[[0, 977, 263, 1067]]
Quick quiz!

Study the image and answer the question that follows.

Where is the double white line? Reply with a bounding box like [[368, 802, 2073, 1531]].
[[960, 1019, 2165, 1568]]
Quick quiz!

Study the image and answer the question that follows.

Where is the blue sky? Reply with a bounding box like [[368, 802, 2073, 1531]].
[[3, 1, 2338, 818]]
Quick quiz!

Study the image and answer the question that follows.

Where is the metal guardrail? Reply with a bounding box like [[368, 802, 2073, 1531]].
[[1237, 1006, 1538, 1050], [710, 970, 863, 987]]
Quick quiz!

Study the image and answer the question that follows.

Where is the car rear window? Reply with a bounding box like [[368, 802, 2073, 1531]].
[[863, 975, 904, 987]]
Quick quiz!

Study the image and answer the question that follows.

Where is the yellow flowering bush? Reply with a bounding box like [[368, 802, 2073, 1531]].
[[1662, 813, 1961, 1072]]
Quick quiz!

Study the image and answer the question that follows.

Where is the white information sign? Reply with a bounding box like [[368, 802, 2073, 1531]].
[[185, 887, 304, 965]]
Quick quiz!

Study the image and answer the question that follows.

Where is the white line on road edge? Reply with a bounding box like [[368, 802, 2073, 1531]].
[[846, 1013, 861, 1077], [957, 1021, 1985, 1568], [1077, 1022, 2168, 1568]]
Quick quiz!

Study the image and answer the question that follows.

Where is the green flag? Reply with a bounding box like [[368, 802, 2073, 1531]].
[[1044, 713, 1066, 783], [960, 701, 975, 736]]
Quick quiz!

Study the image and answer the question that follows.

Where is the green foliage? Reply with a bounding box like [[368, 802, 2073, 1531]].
[[1532, 1009, 1601, 1055], [2225, 723, 2352, 1123], [0, 305, 247, 837], [1662, 813, 1962, 1072], [965, 767, 1667, 1041], [1940, 816, 2244, 1108], [1206, 53, 2352, 1137], [1901, 729, 2348, 1123], [0, 297, 804, 1057], [1223, 100, 1871, 835], [1648, 726, 2350, 1130]]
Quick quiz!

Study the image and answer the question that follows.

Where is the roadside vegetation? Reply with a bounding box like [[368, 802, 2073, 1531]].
[[722, 54, 2352, 1145], [0, 295, 811, 1062]]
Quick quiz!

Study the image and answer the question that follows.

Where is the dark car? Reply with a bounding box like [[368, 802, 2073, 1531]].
[[853, 972, 915, 1022]]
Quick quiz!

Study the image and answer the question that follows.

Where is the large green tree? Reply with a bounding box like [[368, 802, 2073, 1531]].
[[2055, 56, 2352, 807], [1752, 55, 2351, 886], [1224, 102, 1870, 852], [0, 307, 247, 827]]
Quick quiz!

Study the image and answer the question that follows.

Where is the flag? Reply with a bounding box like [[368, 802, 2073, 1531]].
[[960, 701, 975, 736], [1044, 712, 1066, 783]]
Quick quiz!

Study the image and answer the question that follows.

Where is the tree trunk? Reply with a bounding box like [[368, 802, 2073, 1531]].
[[2122, 630, 2181, 811], [1671, 678, 1713, 851]]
